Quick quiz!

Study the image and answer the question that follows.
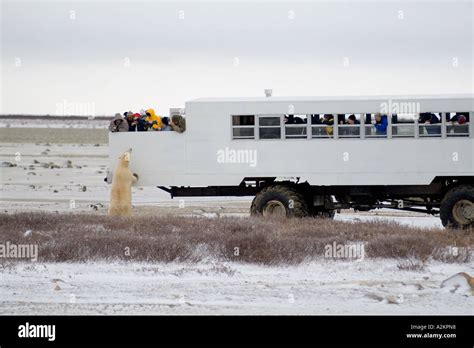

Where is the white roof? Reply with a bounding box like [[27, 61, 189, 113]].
[[189, 94, 473, 103]]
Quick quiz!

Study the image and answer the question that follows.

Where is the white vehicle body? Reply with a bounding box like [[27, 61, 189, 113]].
[[109, 94, 474, 228], [109, 94, 474, 187]]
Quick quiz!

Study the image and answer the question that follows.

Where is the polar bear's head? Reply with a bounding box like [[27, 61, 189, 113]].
[[118, 149, 133, 167]]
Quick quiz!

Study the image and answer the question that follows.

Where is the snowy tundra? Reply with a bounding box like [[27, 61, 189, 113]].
[[0, 125, 472, 315]]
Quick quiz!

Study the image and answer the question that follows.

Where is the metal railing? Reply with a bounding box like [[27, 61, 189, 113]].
[[447, 124, 470, 137], [364, 125, 386, 138], [338, 125, 360, 138], [285, 125, 307, 139], [392, 123, 416, 138], [312, 125, 333, 138]]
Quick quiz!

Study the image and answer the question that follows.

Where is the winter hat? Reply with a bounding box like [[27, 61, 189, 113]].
[[146, 108, 157, 118]]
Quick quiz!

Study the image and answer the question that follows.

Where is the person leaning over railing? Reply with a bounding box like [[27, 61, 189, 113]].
[[374, 113, 388, 136], [136, 110, 149, 131], [322, 114, 334, 136], [170, 115, 186, 133], [419, 112, 441, 135], [161, 117, 173, 131], [450, 113, 468, 135], [109, 113, 129, 133], [145, 108, 163, 131], [346, 114, 360, 136], [124, 111, 140, 132]]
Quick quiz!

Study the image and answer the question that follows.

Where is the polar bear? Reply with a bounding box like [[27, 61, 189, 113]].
[[108, 149, 138, 217]]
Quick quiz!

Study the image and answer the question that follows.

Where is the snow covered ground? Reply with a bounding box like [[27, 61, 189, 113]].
[[1, 259, 473, 315]]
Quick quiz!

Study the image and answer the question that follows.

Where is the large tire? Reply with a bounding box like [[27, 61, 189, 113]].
[[440, 185, 474, 229], [250, 185, 309, 218]]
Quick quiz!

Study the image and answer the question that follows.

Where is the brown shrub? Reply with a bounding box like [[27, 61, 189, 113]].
[[396, 259, 427, 272], [0, 213, 472, 265]]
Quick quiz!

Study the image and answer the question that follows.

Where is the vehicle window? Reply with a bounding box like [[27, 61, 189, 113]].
[[365, 113, 387, 138], [392, 113, 415, 138], [312, 114, 334, 138], [232, 115, 255, 139], [338, 114, 361, 138], [285, 115, 307, 139], [259, 116, 281, 139], [418, 113, 441, 137], [447, 112, 469, 137]]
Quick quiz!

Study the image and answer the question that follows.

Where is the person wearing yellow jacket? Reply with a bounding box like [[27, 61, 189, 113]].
[[145, 108, 163, 131], [322, 114, 334, 136]]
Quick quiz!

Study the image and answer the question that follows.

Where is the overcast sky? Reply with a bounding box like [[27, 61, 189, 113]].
[[1, 0, 472, 116]]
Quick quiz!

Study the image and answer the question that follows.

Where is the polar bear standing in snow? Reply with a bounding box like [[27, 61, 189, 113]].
[[108, 149, 138, 217]]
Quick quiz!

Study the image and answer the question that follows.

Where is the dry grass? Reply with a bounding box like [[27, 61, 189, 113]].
[[0, 212, 472, 265], [396, 259, 427, 272]]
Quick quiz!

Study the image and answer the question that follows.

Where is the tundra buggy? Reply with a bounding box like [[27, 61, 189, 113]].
[[109, 94, 474, 229]]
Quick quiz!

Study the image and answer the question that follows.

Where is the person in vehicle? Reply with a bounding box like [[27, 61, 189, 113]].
[[285, 115, 305, 124], [337, 116, 347, 136], [419, 112, 440, 135], [125, 111, 139, 132], [137, 115, 148, 131], [345, 114, 360, 136], [136, 110, 148, 131], [284, 115, 294, 124], [170, 115, 186, 133], [145, 108, 163, 131], [347, 114, 359, 125], [311, 114, 322, 124], [161, 117, 172, 131], [109, 113, 129, 133], [322, 114, 334, 136], [450, 113, 468, 134], [374, 113, 387, 135]]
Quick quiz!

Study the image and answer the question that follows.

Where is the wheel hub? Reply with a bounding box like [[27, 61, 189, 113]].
[[461, 203, 474, 219], [262, 200, 287, 218], [452, 199, 474, 225]]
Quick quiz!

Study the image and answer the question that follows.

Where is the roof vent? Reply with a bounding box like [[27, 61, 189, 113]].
[[264, 89, 272, 97]]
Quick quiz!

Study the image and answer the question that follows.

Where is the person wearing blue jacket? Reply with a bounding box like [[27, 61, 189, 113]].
[[374, 113, 388, 135]]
